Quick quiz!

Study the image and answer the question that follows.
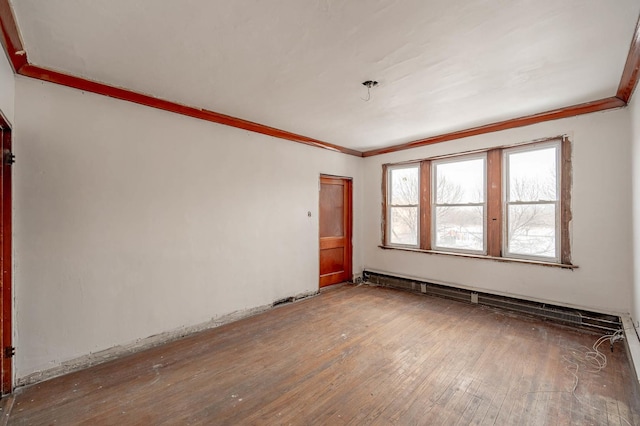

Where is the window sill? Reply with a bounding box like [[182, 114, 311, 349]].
[[378, 245, 578, 270]]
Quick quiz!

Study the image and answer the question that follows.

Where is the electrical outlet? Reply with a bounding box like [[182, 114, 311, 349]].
[[471, 292, 479, 304], [420, 284, 427, 293]]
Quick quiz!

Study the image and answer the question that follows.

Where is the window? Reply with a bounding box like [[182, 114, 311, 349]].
[[387, 164, 420, 247], [383, 137, 571, 266], [504, 142, 560, 262], [432, 155, 486, 254]]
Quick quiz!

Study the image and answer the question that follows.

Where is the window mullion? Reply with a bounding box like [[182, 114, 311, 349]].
[[487, 149, 502, 257], [420, 160, 431, 250]]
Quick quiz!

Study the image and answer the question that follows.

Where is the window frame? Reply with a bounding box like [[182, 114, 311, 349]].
[[385, 163, 421, 248], [502, 141, 562, 263], [431, 153, 488, 255], [381, 136, 573, 267]]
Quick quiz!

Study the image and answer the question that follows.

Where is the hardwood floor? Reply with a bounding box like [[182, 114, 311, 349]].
[[6, 284, 640, 425]]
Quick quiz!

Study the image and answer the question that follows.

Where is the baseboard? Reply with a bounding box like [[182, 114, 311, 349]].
[[622, 315, 640, 389], [15, 289, 318, 389], [363, 269, 622, 333]]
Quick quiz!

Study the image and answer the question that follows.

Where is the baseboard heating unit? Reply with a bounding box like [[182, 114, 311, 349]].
[[362, 270, 622, 333]]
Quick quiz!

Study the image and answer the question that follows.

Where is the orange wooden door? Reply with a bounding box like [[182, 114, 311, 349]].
[[319, 176, 352, 288]]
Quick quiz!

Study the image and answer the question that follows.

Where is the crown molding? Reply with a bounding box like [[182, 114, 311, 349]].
[[618, 13, 640, 102], [0, 1, 363, 157], [18, 64, 363, 156], [362, 97, 626, 157], [0, 0, 25, 72], [1, 0, 639, 157]]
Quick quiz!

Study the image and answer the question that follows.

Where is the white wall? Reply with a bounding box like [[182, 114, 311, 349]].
[[0, 49, 14, 125], [10, 67, 635, 381], [13, 77, 363, 379], [363, 108, 633, 314]]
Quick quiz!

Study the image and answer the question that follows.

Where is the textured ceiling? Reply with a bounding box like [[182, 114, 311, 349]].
[[9, 0, 640, 151]]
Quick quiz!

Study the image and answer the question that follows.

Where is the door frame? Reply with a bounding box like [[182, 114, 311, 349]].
[[0, 111, 12, 395], [319, 174, 353, 288]]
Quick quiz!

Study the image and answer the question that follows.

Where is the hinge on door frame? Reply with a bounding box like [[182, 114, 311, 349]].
[[3, 150, 14, 166], [4, 346, 14, 359]]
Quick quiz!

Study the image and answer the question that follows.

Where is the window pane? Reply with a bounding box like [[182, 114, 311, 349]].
[[319, 183, 344, 238], [390, 167, 419, 205], [507, 204, 556, 258], [508, 147, 557, 202], [390, 206, 418, 246], [435, 158, 484, 204], [434, 206, 484, 251]]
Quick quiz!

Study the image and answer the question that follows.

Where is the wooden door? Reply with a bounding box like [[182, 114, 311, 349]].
[[319, 176, 352, 288], [0, 115, 12, 395]]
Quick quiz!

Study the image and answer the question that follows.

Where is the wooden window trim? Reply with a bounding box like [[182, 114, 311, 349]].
[[561, 137, 572, 265], [381, 136, 574, 267], [419, 161, 431, 250], [377, 245, 578, 269], [486, 149, 502, 257], [381, 164, 388, 246]]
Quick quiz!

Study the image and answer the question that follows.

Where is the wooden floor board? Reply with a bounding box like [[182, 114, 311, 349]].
[[6, 284, 640, 425]]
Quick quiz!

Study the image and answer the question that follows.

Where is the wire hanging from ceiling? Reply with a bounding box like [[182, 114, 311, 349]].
[[361, 80, 379, 102]]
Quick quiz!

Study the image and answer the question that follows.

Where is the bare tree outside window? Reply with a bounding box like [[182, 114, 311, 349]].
[[505, 144, 559, 260], [433, 156, 485, 253], [388, 166, 419, 246]]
